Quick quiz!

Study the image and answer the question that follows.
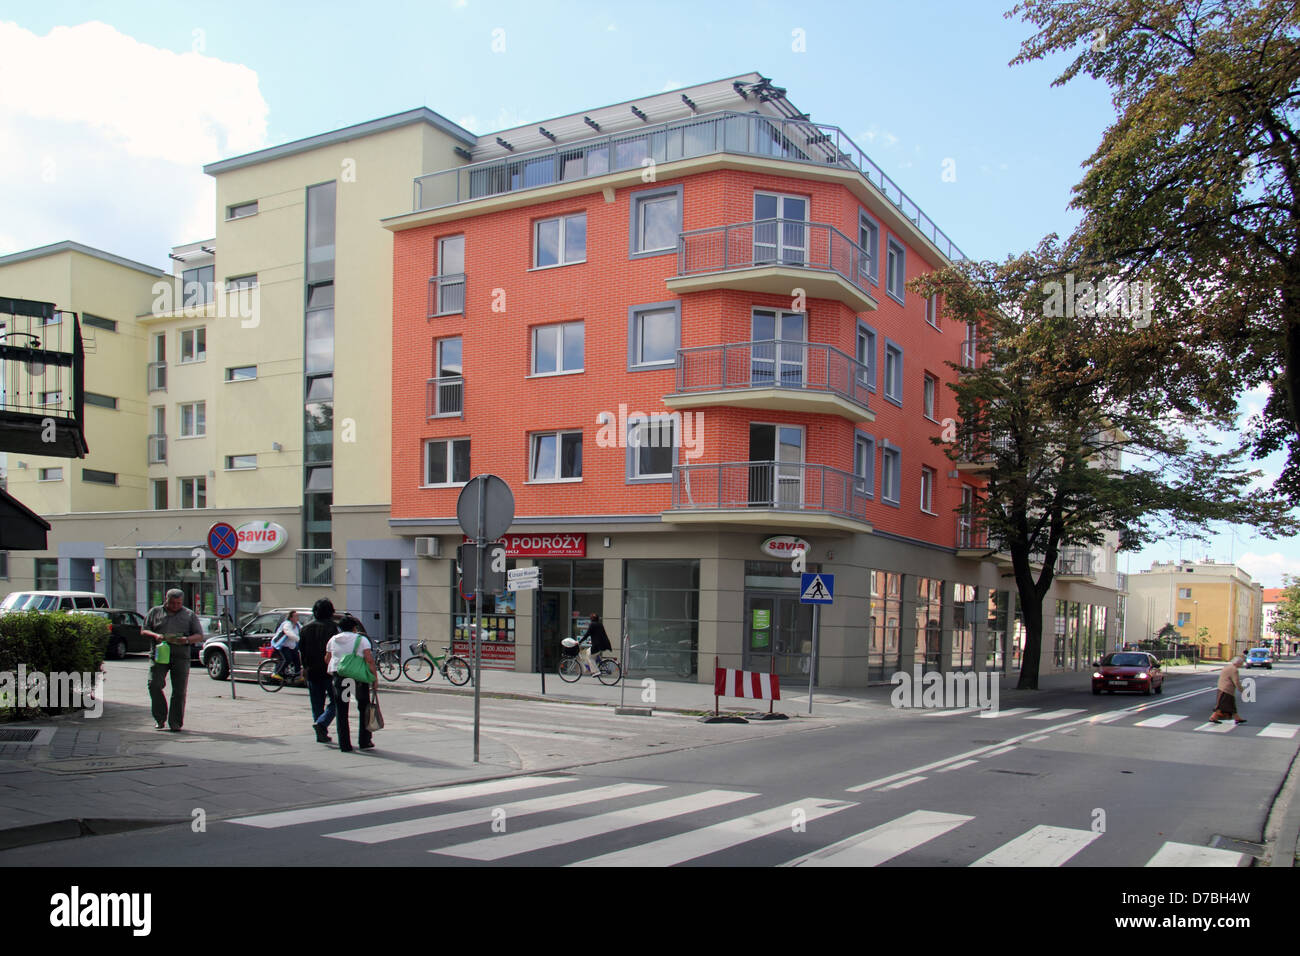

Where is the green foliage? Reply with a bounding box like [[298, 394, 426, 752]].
[[0, 611, 108, 720], [1271, 574, 1300, 639]]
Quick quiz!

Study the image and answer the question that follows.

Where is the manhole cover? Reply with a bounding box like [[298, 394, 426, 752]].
[[35, 756, 176, 774], [0, 729, 40, 742]]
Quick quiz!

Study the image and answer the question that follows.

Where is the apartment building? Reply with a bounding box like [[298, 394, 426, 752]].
[[1125, 560, 1263, 658], [384, 73, 1123, 685], [1, 110, 476, 638]]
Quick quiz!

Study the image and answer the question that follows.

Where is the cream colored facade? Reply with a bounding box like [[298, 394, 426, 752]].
[[1125, 560, 1263, 657]]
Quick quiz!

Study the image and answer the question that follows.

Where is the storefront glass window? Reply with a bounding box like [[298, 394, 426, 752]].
[[952, 583, 976, 670], [535, 559, 604, 672], [625, 560, 698, 678], [109, 558, 136, 609], [868, 570, 901, 681], [452, 558, 517, 669], [915, 577, 944, 671]]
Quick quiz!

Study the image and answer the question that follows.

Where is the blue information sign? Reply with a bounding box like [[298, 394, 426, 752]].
[[799, 573, 834, 605]]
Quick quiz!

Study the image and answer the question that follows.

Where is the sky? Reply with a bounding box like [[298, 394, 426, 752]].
[[0, 0, 1294, 584]]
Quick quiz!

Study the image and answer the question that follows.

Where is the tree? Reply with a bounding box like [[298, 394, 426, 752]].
[[1154, 622, 1182, 645], [1008, 0, 1300, 496], [915, 238, 1296, 689], [1271, 573, 1300, 641]]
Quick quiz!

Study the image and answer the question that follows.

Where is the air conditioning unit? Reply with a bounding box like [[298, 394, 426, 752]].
[[414, 536, 441, 558]]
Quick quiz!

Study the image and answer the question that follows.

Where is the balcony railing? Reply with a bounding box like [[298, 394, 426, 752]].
[[427, 274, 466, 317], [412, 110, 966, 262], [147, 361, 167, 392], [957, 519, 988, 551], [147, 433, 166, 464], [676, 219, 874, 295], [426, 376, 465, 418], [958, 432, 1016, 465], [1055, 547, 1095, 578], [297, 549, 334, 587], [671, 461, 871, 522], [674, 340, 871, 412]]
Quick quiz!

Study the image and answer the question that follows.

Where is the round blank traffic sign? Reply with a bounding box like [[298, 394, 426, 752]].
[[456, 474, 514, 541]]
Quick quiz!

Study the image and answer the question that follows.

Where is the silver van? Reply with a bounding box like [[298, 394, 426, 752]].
[[0, 591, 111, 614]]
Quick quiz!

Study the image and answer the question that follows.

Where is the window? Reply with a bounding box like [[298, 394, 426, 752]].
[[225, 365, 257, 382], [181, 266, 214, 306], [38, 468, 62, 482], [180, 327, 206, 363], [432, 337, 463, 416], [424, 438, 470, 485], [884, 341, 903, 405], [227, 274, 258, 290], [530, 431, 582, 481], [628, 302, 680, 369], [1177, 612, 1191, 627], [886, 238, 906, 303], [180, 477, 207, 509], [534, 213, 586, 268], [532, 322, 584, 375], [858, 212, 880, 283], [434, 235, 465, 315], [923, 373, 937, 420], [82, 313, 117, 332], [857, 323, 877, 390], [180, 402, 206, 438], [152, 479, 168, 510], [35, 558, 57, 590], [926, 294, 939, 327], [84, 392, 118, 410], [628, 417, 675, 480], [1178, 587, 1192, 599], [921, 466, 936, 513], [882, 445, 901, 505], [225, 455, 257, 470], [226, 200, 258, 219], [630, 185, 682, 256], [39, 391, 62, 405], [83, 469, 117, 486], [854, 433, 875, 496]]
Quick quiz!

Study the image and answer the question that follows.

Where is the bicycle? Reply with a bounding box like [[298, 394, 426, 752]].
[[256, 650, 302, 692], [557, 638, 622, 685], [402, 640, 472, 686], [375, 639, 402, 682]]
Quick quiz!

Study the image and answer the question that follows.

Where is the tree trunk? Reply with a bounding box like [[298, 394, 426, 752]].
[[1013, 555, 1043, 690]]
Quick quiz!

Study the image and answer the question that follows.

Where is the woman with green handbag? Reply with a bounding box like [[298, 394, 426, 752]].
[[322, 614, 378, 752]]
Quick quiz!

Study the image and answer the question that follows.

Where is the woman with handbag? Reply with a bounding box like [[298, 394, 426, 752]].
[[322, 614, 378, 752]]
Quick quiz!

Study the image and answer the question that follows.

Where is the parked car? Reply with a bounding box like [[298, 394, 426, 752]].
[[202, 608, 361, 683], [71, 609, 149, 660], [1245, 647, 1273, 669], [0, 590, 110, 614], [1092, 652, 1164, 695]]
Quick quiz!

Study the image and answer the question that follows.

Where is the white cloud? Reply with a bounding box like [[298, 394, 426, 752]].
[[1237, 551, 1300, 587], [0, 21, 268, 262], [660, 80, 682, 93]]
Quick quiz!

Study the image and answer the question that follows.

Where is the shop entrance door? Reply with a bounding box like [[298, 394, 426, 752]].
[[743, 591, 816, 686], [536, 591, 570, 673]]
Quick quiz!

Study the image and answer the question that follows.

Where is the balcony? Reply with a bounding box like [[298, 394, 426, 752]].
[[297, 549, 334, 587], [0, 301, 88, 457], [147, 362, 167, 392], [666, 220, 878, 312], [666, 461, 873, 533], [408, 110, 966, 263], [428, 273, 466, 317], [426, 376, 464, 418], [1054, 547, 1096, 581], [955, 433, 1016, 472], [665, 340, 873, 423], [147, 434, 166, 464], [955, 518, 1095, 580]]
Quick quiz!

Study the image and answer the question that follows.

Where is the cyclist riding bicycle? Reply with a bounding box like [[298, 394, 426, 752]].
[[582, 614, 612, 674]]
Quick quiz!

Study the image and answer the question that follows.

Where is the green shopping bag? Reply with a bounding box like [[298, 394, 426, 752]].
[[337, 636, 373, 683]]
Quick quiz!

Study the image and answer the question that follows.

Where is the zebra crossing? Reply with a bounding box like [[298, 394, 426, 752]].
[[912, 705, 1299, 739], [227, 774, 1249, 867]]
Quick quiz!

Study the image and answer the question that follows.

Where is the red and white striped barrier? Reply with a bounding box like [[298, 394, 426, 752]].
[[714, 666, 781, 701]]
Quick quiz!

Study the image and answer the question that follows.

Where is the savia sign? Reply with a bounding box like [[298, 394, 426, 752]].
[[235, 521, 289, 554], [760, 535, 811, 559]]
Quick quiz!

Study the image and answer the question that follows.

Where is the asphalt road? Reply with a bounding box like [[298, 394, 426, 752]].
[[3, 660, 1296, 867]]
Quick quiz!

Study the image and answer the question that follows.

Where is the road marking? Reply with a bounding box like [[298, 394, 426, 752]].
[[1193, 721, 1236, 733], [935, 760, 978, 773], [784, 810, 974, 867], [978, 708, 1036, 719], [325, 782, 661, 844], [403, 712, 636, 740], [1258, 723, 1299, 739], [1026, 709, 1085, 720], [1145, 842, 1247, 867], [433, 789, 757, 861], [572, 799, 854, 867], [1134, 714, 1187, 728], [982, 746, 1016, 758], [878, 776, 926, 791], [1089, 711, 1128, 724], [1024, 735, 1049, 743], [228, 775, 575, 828], [918, 707, 983, 718], [970, 825, 1099, 866]]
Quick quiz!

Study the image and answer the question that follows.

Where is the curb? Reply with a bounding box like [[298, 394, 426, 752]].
[[0, 817, 188, 852]]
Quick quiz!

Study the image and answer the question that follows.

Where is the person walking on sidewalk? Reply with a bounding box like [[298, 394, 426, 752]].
[[323, 615, 378, 752], [1209, 655, 1248, 725], [299, 599, 339, 743], [142, 589, 204, 732]]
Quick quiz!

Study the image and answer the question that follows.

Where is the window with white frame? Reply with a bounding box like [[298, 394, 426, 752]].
[[926, 294, 939, 327], [432, 337, 463, 416], [854, 433, 875, 496], [532, 321, 584, 375], [886, 238, 906, 302], [628, 417, 675, 480], [424, 438, 470, 485], [884, 341, 903, 405], [180, 327, 206, 363], [152, 479, 168, 510], [435, 235, 465, 315], [628, 302, 679, 369], [180, 477, 206, 509], [180, 402, 206, 438], [225, 365, 257, 382], [881, 445, 901, 505], [530, 431, 582, 481], [921, 466, 936, 513], [226, 201, 258, 220], [534, 213, 586, 268], [225, 455, 257, 470], [923, 373, 938, 420], [38, 467, 63, 482], [1178, 587, 1192, 599], [630, 186, 682, 256]]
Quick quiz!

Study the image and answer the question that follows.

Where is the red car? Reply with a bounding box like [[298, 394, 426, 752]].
[[1092, 652, 1164, 695]]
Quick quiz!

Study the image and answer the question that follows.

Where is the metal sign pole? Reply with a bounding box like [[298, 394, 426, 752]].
[[808, 604, 819, 715], [474, 481, 486, 763]]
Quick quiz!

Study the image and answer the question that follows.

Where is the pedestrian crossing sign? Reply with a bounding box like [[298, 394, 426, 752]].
[[800, 573, 834, 605]]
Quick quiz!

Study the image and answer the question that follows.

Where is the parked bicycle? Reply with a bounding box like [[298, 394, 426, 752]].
[[375, 638, 402, 682], [558, 637, 622, 685], [403, 640, 472, 686]]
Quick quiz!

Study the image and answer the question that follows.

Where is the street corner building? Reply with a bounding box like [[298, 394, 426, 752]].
[[0, 73, 1125, 688]]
